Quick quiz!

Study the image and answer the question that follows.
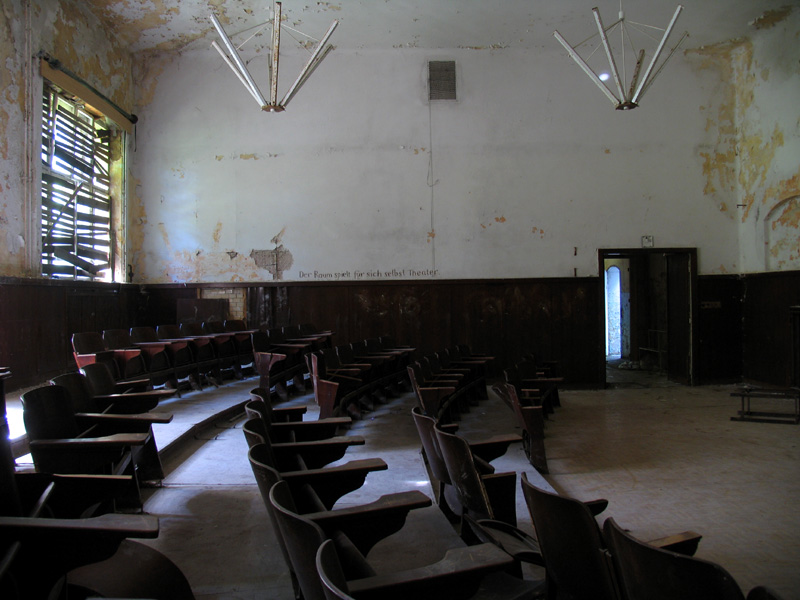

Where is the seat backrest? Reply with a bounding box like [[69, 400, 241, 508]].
[[411, 407, 451, 485], [242, 417, 269, 449], [521, 472, 617, 600], [71, 331, 106, 354], [316, 539, 355, 600], [21, 385, 81, 440], [268, 480, 330, 600], [224, 319, 247, 332], [203, 320, 226, 335], [180, 322, 203, 337], [603, 517, 745, 600], [80, 361, 119, 396], [434, 423, 493, 521], [102, 328, 133, 350], [156, 324, 182, 340], [251, 330, 272, 353], [129, 326, 159, 343], [50, 372, 96, 413]]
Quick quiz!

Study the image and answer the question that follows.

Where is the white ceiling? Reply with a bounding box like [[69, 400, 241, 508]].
[[85, 0, 795, 55]]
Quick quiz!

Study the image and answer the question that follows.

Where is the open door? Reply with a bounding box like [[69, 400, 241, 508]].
[[600, 248, 697, 386]]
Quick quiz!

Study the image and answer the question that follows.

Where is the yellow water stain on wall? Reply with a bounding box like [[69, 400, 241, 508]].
[[495, 216, 506, 223], [751, 6, 794, 30], [51, 0, 133, 112], [212, 222, 223, 244], [739, 126, 785, 222], [133, 52, 174, 108], [239, 153, 258, 160], [215, 155, 224, 161], [427, 229, 436, 243]]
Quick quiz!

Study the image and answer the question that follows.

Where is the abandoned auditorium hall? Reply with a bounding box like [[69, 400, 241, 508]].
[[1, 1, 799, 599]]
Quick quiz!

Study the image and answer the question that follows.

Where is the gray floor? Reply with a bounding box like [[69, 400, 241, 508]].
[[89, 367, 800, 599]]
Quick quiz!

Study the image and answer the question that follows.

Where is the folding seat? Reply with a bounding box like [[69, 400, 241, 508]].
[[20, 385, 153, 507], [224, 319, 257, 375], [79, 361, 176, 412], [434, 422, 520, 527], [521, 474, 701, 600], [71, 330, 147, 381], [50, 371, 172, 482], [201, 320, 242, 379], [175, 322, 223, 384], [244, 397, 350, 442], [604, 517, 783, 600], [131, 325, 199, 390], [493, 382, 548, 473], [252, 330, 307, 400], [1, 381, 193, 599], [270, 479, 542, 600], [411, 406, 520, 522], [103, 328, 175, 387]]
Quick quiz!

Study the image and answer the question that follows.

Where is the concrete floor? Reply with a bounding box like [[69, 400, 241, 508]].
[[56, 365, 800, 599]]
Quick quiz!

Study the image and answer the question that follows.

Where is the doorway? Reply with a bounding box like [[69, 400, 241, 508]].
[[599, 248, 697, 387]]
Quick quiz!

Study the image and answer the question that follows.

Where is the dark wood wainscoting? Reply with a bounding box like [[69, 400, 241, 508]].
[[0, 278, 141, 391], [741, 271, 800, 386], [3, 271, 798, 392]]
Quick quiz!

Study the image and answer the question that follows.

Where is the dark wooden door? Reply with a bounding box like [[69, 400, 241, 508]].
[[666, 252, 694, 385]]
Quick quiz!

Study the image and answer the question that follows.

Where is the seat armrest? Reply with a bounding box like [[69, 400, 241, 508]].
[[75, 412, 174, 425], [468, 434, 522, 463], [648, 530, 702, 555], [306, 491, 432, 555], [30, 432, 150, 449], [347, 543, 516, 600]]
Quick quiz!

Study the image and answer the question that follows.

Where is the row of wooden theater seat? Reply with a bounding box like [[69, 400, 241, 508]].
[[302, 337, 416, 420], [408, 351, 785, 600], [70, 321, 335, 399], [0, 368, 195, 599], [240, 386, 543, 600]]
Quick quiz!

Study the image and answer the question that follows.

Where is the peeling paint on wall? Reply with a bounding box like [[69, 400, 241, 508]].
[[250, 247, 294, 280]]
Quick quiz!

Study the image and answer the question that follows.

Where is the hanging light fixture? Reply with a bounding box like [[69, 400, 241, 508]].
[[554, 2, 688, 110], [210, 2, 338, 112]]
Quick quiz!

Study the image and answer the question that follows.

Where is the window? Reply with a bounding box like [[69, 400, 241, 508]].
[[40, 84, 119, 280]]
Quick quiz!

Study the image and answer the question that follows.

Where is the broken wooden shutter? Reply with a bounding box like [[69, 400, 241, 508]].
[[41, 86, 112, 280]]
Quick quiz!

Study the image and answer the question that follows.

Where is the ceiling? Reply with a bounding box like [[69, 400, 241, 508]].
[[85, 0, 794, 55]]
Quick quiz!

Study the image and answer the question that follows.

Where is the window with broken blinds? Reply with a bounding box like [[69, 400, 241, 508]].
[[40, 83, 119, 280]]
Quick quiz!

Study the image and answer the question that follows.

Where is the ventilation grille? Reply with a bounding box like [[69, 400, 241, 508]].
[[429, 61, 456, 101]]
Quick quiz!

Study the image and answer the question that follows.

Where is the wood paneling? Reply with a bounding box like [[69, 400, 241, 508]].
[[3, 270, 798, 392], [741, 271, 800, 386]]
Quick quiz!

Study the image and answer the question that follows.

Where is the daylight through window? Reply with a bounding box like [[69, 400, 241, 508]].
[[40, 84, 119, 280]]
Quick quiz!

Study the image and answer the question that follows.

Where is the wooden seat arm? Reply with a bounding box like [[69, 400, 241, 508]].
[[585, 498, 609, 516], [75, 412, 174, 425], [648, 530, 702, 556], [468, 434, 522, 464], [30, 432, 150, 449], [307, 491, 432, 555], [96, 389, 177, 401], [15, 473, 134, 518], [271, 418, 351, 442], [280, 458, 388, 509], [465, 516, 544, 566], [273, 436, 365, 470], [0, 513, 159, 542], [347, 543, 515, 600]]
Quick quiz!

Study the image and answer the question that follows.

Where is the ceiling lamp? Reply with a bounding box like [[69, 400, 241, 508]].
[[210, 2, 338, 112], [554, 3, 688, 110]]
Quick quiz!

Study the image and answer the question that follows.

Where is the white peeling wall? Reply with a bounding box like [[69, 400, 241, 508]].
[[130, 29, 779, 283], [736, 9, 800, 273]]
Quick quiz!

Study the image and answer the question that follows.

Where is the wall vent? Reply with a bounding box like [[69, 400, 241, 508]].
[[428, 61, 456, 101]]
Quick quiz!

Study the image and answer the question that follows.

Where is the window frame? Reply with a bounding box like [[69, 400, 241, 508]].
[[40, 82, 120, 281]]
